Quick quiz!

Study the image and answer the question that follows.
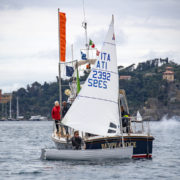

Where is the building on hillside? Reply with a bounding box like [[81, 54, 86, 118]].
[[163, 66, 174, 82], [119, 75, 131, 80], [0, 90, 12, 104], [0, 90, 12, 120]]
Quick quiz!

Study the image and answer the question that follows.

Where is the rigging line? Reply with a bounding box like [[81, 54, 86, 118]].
[[82, 0, 86, 21], [146, 120, 150, 157], [77, 95, 118, 104], [82, 0, 89, 58]]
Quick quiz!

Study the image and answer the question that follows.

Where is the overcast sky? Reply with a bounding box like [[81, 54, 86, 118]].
[[0, 0, 180, 92]]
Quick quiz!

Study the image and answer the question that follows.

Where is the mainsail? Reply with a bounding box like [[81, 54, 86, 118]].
[[62, 16, 120, 136]]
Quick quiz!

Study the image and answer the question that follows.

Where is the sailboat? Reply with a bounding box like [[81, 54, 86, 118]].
[[42, 10, 154, 160], [41, 14, 133, 160], [137, 111, 143, 121], [16, 97, 24, 120], [8, 94, 13, 120]]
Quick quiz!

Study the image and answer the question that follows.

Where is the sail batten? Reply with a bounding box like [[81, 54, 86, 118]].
[[103, 42, 116, 46], [77, 95, 118, 104], [62, 17, 119, 136]]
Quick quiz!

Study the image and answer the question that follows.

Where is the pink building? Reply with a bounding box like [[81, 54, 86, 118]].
[[120, 76, 131, 80], [163, 67, 174, 82]]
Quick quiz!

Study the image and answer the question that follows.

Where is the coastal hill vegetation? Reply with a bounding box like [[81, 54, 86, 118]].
[[119, 58, 180, 119], [1, 58, 180, 120]]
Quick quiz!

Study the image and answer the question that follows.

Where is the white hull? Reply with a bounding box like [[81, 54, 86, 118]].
[[51, 133, 72, 149], [41, 146, 133, 161]]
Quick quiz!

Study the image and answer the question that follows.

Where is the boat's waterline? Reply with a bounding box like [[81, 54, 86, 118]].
[[41, 146, 133, 161]]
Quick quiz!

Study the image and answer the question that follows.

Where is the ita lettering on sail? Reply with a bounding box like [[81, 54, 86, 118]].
[[88, 52, 112, 89]]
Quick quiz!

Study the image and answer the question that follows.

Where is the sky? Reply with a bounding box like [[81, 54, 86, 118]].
[[0, 0, 180, 92]]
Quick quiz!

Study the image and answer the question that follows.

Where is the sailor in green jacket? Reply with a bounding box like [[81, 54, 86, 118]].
[[121, 106, 130, 133]]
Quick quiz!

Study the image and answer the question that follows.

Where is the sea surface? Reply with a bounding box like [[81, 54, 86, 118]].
[[0, 116, 180, 180]]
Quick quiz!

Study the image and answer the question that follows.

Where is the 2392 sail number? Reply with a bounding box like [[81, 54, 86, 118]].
[[88, 70, 111, 89]]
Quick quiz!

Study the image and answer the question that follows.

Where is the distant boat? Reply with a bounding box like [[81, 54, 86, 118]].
[[137, 111, 143, 121], [8, 94, 13, 120], [17, 116, 24, 120], [16, 97, 24, 120], [0, 117, 6, 121], [29, 115, 47, 121]]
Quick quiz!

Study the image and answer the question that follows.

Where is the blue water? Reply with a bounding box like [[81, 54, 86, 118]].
[[0, 117, 180, 180]]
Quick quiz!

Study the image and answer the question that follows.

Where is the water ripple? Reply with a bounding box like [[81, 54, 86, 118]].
[[0, 120, 180, 180]]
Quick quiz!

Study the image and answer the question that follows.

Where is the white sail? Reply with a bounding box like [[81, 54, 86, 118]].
[[137, 111, 142, 121], [62, 16, 119, 136]]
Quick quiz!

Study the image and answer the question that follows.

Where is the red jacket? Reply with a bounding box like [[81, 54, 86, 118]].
[[51, 105, 61, 120]]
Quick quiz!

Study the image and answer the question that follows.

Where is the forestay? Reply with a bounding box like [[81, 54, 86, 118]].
[[62, 16, 120, 136]]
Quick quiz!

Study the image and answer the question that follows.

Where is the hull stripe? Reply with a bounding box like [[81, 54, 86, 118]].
[[132, 154, 152, 158]]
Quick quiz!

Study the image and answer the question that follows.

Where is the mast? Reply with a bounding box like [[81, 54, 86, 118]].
[[124, 90, 129, 114], [1, 103, 3, 119], [5, 103, 7, 119], [16, 97, 19, 119], [118, 96, 125, 148], [9, 94, 12, 119], [113, 14, 125, 148], [58, 8, 62, 118], [71, 44, 74, 62], [82, 0, 89, 59]]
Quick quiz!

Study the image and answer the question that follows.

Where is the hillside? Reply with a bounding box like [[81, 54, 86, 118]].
[[119, 58, 180, 120], [1, 58, 180, 120]]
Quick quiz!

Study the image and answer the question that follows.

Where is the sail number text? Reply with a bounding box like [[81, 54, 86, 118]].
[[88, 70, 111, 89]]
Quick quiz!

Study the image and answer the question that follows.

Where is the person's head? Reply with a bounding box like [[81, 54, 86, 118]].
[[63, 101, 67, 107], [54, 101, 59, 106], [121, 106, 124, 112], [74, 131, 79, 137]]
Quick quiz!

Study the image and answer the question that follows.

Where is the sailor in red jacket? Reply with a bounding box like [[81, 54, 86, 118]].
[[51, 101, 61, 133]]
